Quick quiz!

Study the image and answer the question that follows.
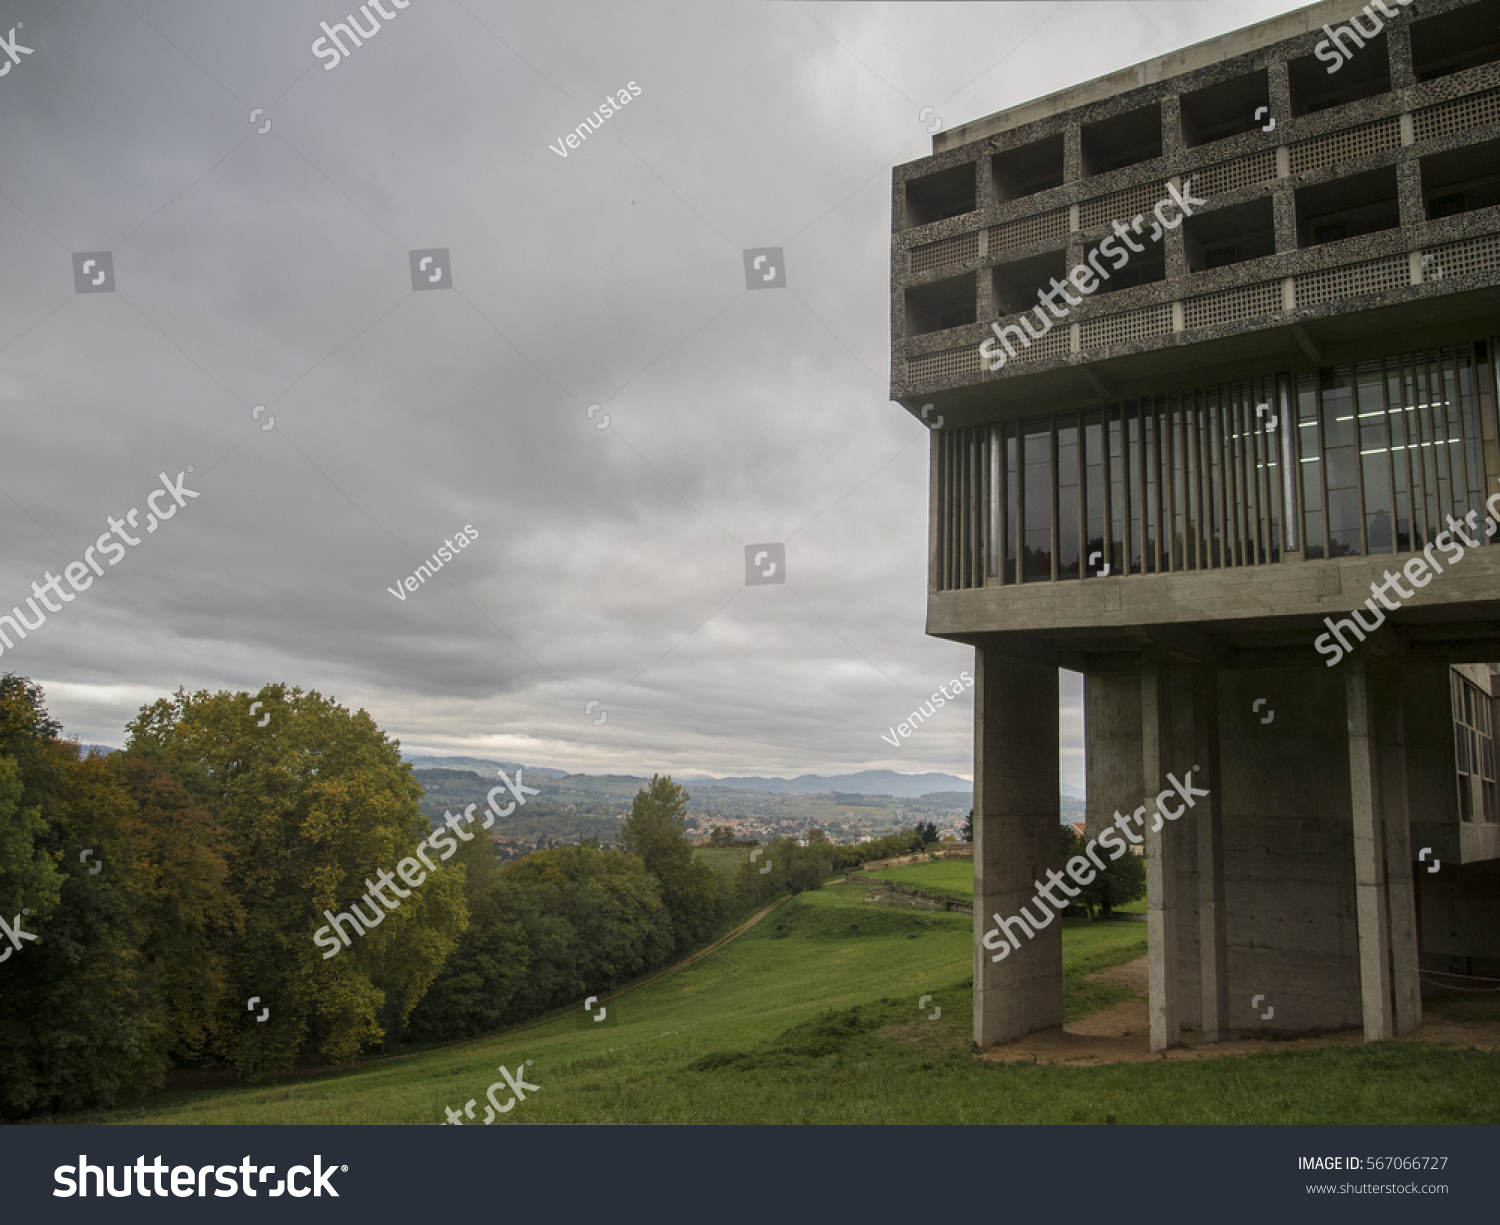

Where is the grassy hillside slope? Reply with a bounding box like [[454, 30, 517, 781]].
[[79, 881, 1499, 1126], [867, 856, 1147, 913]]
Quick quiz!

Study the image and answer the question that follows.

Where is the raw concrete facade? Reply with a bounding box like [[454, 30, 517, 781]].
[[891, 0, 1500, 1049]]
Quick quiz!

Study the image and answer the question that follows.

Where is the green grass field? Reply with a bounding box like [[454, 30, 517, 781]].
[[865, 858, 974, 903], [867, 855, 1150, 917], [73, 880, 1500, 1126], [692, 845, 754, 879]]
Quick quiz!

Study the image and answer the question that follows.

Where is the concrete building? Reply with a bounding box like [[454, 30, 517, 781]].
[[889, 0, 1500, 1050]]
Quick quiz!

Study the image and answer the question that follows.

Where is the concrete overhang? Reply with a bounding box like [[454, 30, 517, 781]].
[[925, 547, 1500, 664]]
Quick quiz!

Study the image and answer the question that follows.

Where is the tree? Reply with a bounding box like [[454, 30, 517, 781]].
[[708, 825, 735, 846], [0, 752, 62, 932], [962, 809, 973, 841], [617, 775, 720, 950], [125, 684, 468, 1072], [105, 752, 244, 1066], [908, 821, 939, 852], [0, 676, 240, 1118], [1061, 825, 1145, 918]]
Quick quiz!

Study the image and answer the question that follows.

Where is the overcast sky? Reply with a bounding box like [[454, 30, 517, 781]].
[[0, 0, 1306, 784]]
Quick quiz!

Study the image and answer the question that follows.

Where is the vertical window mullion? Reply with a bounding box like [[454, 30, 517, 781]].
[[1247, 385, 1263, 563], [1101, 406, 1114, 576], [1052, 420, 1060, 581], [1278, 374, 1298, 555], [989, 424, 1000, 579], [973, 427, 983, 584], [1126, 405, 1137, 573], [1230, 387, 1246, 567], [1211, 392, 1225, 568], [1402, 361, 1426, 549], [1441, 351, 1464, 524], [1164, 399, 1177, 573], [939, 431, 950, 590], [1078, 409, 1087, 581], [1315, 374, 1332, 560], [1192, 393, 1207, 569], [1383, 358, 1400, 555], [960, 428, 972, 587]]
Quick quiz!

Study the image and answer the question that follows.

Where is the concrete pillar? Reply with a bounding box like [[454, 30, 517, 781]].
[[1346, 654, 1394, 1041], [1375, 659, 1421, 1034], [973, 647, 1063, 1047], [1193, 663, 1229, 1042], [1084, 666, 1142, 842], [1143, 651, 1181, 1051]]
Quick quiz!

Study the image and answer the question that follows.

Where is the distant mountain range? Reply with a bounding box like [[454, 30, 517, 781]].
[[405, 755, 571, 779], [682, 770, 972, 798], [404, 757, 972, 798]]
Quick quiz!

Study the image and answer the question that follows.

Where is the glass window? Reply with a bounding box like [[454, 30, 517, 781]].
[[1321, 369, 1361, 556], [1453, 672, 1497, 823], [1022, 420, 1052, 582], [1297, 375, 1325, 558], [1128, 408, 1143, 575], [1109, 410, 1127, 576], [1058, 421, 1080, 580], [1357, 361, 1394, 553], [1144, 410, 1159, 572], [939, 343, 1489, 589], [1085, 412, 1104, 578], [1004, 425, 1018, 585]]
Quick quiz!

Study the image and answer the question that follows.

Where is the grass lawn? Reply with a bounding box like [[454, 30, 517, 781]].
[[72, 881, 1500, 1126], [692, 845, 754, 879], [866, 856, 1149, 918], [864, 858, 974, 903]]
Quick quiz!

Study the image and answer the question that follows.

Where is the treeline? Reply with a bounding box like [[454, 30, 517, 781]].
[[0, 676, 783, 1120]]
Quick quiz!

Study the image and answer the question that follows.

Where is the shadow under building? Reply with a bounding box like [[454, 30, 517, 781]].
[[889, 0, 1500, 1049]]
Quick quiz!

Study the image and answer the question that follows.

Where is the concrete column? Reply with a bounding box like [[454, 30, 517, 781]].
[[1375, 659, 1422, 1034], [1193, 663, 1229, 1042], [1346, 654, 1394, 1041], [1143, 651, 1181, 1051], [973, 647, 1063, 1047]]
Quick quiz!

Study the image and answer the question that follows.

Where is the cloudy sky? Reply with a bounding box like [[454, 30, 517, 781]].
[[0, 0, 1305, 783]]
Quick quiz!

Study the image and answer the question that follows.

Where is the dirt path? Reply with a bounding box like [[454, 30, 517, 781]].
[[980, 955, 1500, 1066]]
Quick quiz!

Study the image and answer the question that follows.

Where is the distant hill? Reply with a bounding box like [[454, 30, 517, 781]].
[[403, 758, 972, 799], [682, 770, 972, 798], [405, 755, 570, 779]]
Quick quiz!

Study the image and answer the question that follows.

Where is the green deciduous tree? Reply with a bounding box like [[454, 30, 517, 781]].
[[617, 775, 720, 950], [125, 684, 468, 1073], [1061, 825, 1145, 918], [0, 676, 241, 1118]]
